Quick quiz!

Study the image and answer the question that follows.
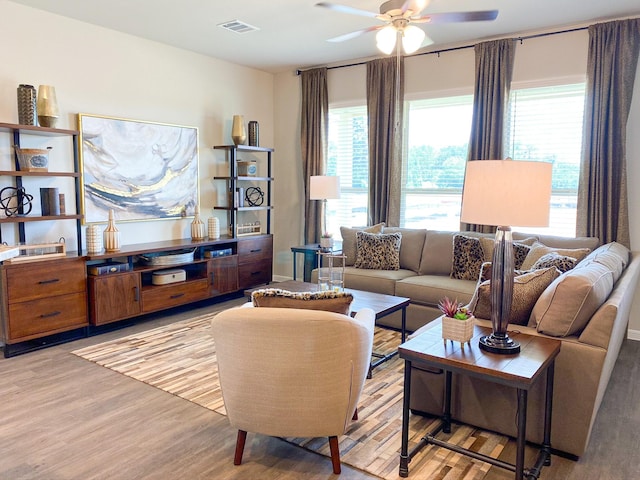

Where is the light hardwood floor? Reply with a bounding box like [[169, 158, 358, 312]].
[[1, 296, 639, 479]]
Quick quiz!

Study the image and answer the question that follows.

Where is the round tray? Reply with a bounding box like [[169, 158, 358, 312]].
[[140, 248, 195, 266]]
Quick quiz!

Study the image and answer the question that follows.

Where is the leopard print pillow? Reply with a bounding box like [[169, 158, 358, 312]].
[[532, 252, 578, 273], [451, 234, 484, 280], [354, 231, 402, 270]]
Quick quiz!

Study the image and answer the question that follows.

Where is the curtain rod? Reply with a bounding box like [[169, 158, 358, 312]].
[[295, 25, 588, 76]]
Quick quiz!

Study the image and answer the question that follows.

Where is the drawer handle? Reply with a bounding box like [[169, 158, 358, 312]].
[[134, 286, 139, 302], [40, 311, 61, 319], [250, 271, 261, 276], [250, 248, 262, 253], [38, 278, 60, 285], [170, 293, 185, 299]]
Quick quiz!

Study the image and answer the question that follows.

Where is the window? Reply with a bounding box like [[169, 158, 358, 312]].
[[402, 95, 473, 230], [504, 83, 585, 237], [327, 105, 368, 238]]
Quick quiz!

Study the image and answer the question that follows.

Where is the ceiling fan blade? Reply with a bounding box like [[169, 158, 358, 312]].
[[327, 25, 383, 43], [401, 0, 430, 16], [315, 2, 380, 19], [412, 10, 499, 24]]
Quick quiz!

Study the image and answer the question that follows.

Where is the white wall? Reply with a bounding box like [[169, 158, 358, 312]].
[[0, 1, 274, 251], [273, 28, 640, 334]]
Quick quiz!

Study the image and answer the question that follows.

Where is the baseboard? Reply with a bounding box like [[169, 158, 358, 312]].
[[628, 329, 640, 341], [272, 275, 292, 283]]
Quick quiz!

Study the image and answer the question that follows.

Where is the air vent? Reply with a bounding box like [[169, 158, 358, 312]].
[[218, 20, 260, 34]]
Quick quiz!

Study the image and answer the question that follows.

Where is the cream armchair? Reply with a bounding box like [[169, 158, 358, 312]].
[[211, 304, 375, 474]]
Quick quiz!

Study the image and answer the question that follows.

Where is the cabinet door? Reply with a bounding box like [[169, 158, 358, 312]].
[[208, 255, 238, 295], [88, 273, 141, 325]]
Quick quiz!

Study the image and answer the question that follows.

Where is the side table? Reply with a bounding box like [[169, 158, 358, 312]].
[[291, 243, 342, 282], [398, 322, 561, 480]]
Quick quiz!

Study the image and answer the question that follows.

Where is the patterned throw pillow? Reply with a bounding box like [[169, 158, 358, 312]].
[[532, 252, 578, 273], [251, 289, 354, 315], [354, 231, 402, 270], [520, 241, 591, 271], [451, 234, 484, 280], [470, 267, 561, 325], [340, 223, 385, 266]]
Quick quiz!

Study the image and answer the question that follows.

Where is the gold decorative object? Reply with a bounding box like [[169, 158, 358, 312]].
[[36, 85, 60, 128], [231, 115, 246, 145], [103, 209, 121, 252], [191, 205, 205, 240]]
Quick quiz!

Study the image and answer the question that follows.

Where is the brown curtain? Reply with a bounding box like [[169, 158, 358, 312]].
[[463, 38, 516, 233], [366, 56, 404, 227], [300, 67, 329, 244], [576, 19, 640, 247]]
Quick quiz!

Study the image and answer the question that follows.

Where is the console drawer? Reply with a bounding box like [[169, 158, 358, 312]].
[[7, 292, 88, 342], [142, 278, 209, 312], [238, 258, 272, 289], [6, 259, 86, 302], [237, 236, 273, 264]]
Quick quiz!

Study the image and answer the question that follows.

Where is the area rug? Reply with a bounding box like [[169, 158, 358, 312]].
[[72, 312, 508, 480]]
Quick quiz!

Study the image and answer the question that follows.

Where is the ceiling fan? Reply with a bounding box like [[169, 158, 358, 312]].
[[316, 0, 499, 54]]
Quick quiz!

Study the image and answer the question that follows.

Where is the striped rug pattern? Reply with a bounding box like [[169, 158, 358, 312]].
[[72, 313, 507, 480]]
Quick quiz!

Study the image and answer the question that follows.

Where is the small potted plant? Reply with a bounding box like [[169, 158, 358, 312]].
[[439, 296, 475, 347], [320, 232, 333, 252]]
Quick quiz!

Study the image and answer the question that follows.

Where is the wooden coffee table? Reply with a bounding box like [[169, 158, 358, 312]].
[[245, 280, 410, 373], [398, 321, 561, 480]]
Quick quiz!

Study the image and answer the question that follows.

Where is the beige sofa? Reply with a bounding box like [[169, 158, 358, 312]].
[[314, 227, 640, 457]]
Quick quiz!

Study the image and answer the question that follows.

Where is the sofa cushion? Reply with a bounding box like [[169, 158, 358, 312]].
[[419, 230, 493, 276], [580, 241, 629, 281], [343, 266, 417, 296], [382, 227, 426, 272], [340, 223, 385, 266], [451, 234, 484, 280], [354, 231, 402, 270], [251, 289, 353, 315], [532, 252, 578, 273], [531, 262, 615, 336], [520, 241, 591, 271], [479, 236, 536, 269], [470, 267, 560, 325], [395, 275, 477, 308]]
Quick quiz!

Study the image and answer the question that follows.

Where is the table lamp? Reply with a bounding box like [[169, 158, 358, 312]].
[[460, 159, 552, 354], [310, 175, 341, 239]]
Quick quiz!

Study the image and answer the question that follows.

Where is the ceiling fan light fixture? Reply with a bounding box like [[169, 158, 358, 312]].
[[376, 25, 397, 54], [402, 25, 425, 53]]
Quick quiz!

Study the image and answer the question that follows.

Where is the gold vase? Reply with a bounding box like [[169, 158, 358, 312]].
[[36, 85, 59, 128], [231, 115, 246, 145], [191, 205, 205, 241], [103, 209, 121, 252]]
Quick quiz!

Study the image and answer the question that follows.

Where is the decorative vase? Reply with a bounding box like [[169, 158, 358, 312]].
[[208, 217, 220, 239], [320, 236, 333, 252], [231, 115, 246, 145], [17, 84, 37, 126], [86, 225, 103, 254], [36, 85, 60, 128], [191, 205, 205, 240], [442, 315, 475, 348], [248, 120, 259, 146], [103, 209, 121, 252]]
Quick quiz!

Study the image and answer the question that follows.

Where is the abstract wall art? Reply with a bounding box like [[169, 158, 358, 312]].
[[78, 114, 199, 223]]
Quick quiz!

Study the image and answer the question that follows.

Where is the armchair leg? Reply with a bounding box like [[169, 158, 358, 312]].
[[328, 436, 341, 474], [234, 430, 247, 465], [352, 407, 358, 421]]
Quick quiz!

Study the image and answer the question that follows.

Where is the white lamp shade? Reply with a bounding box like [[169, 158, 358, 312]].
[[376, 25, 397, 55], [401, 25, 426, 54], [460, 160, 552, 227], [310, 175, 341, 200]]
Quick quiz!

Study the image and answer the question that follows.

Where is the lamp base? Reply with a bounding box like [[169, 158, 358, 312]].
[[479, 333, 520, 355]]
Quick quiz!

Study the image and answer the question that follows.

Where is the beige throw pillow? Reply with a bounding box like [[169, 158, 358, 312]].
[[470, 267, 560, 325], [520, 241, 590, 271], [251, 289, 353, 315], [340, 223, 385, 266], [354, 231, 402, 270]]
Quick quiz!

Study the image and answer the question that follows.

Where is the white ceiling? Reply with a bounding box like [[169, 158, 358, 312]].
[[8, 0, 640, 74]]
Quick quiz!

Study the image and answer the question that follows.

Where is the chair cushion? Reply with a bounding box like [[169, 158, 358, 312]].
[[251, 289, 353, 315], [340, 223, 385, 266], [354, 231, 402, 270], [470, 267, 560, 325]]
